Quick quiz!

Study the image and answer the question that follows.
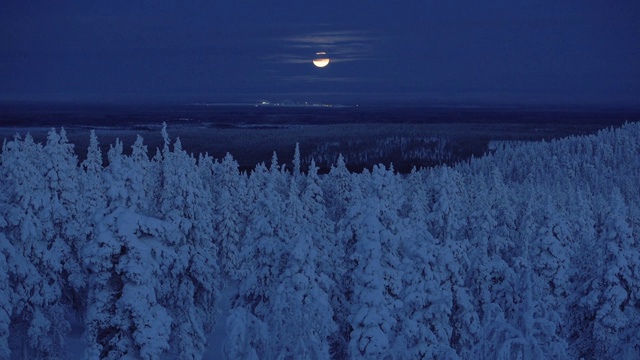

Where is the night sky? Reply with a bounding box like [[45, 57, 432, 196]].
[[1, 1, 639, 105]]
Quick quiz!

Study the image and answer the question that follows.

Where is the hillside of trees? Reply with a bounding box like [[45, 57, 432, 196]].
[[1, 123, 639, 359]]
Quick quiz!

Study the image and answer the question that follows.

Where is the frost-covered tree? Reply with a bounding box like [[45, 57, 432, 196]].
[[0, 133, 72, 359], [102, 139, 143, 209], [1, 118, 640, 360], [43, 128, 85, 311], [427, 166, 466, 242], [324, 154, 354, 221], [81, 130, 106, 214], [292, 142, 302, 179], [223, 307, 269, 360], [263, 179, 337, 359], [577, 188, 640, 358], [214, 153, 245, 279], [156, 135, 222, 360], [399, 218, 457, 359], [82, 208, 174, 360], [226, 161, 289, 359], [426, 167, 478, 356], [476, 256, 567, 360], [0, 233, 14, 360], [345, 197, 402, 359]]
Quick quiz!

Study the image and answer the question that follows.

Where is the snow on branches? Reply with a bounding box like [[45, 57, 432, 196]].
[[0, 122, 639, 359]]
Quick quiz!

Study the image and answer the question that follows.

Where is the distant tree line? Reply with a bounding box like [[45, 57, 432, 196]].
[[1, 123, 639, 359], [305, 136, 457, 172]]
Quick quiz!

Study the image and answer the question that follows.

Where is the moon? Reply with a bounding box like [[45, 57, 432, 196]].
[[313, 52, 330, 68]]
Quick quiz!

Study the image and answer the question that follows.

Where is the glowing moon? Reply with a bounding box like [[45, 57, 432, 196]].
[[313, 52, 330, 68], [313, 58, 330, 67]]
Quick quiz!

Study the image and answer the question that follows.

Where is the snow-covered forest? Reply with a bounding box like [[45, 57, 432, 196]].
[[1, 122, 639, 359]]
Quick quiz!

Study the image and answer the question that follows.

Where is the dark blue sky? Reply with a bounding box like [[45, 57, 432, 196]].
[[1, 0, 639, 105]]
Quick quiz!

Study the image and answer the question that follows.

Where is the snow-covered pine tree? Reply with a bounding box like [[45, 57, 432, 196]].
[[399, 189, 457, 359], [324, 154, 354, 221], [129, 134, 157, 213], [0, 133, 71, 359], [81, 130, 106, 214], [223, 307, 269, 360], [0, 232, 15, 360], [264, 178, 337, 359], [214, 153, 246, 279], [226, 161, 288, 359], [302, 159, 339, 298], [268, 151, 288, 196], [156, 135, 222, 360], [43, 128, 85, 313], [478, 194, 569, 359], [426, 166, 478, 356], [579, 188, 640, 358], [298, 159, 352, 359], [345, 195, 402, 359], [484, 233, 570, 360], [102, 139, 139, 209], [83, 138, 174, 360], [329, 159, 367, 359], [292, 142, 302, 179], [83, 208, 174, 360]]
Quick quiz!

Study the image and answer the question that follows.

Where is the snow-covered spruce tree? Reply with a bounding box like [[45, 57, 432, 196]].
[[100, 139, 149, 211], [43, 128, 85, 314], [329, 158, 367, 359], [292, 142, 302, 181], [528, 195, 571, 310], [577, 188, 640, 359], [81, 130, 106, 216], [83, 208, 174, 360], [268, 151, 289, 196], [130, 134, 158, 213], [242, 159, 288, 299], [302, 159, 341, 308], [83, 138, 173, 360], [425, 166, 479, 356], [462, 177, 503, 353], [476, 250, 567, 360], [225, 160, 287, 359], [426, 166, 467, 242], [474, 196, 569, 359], [223, 306, 269, 360], [302, 159, 337, 267], [365, 165, 407, 353], [299, 159, 353, 359], [0, 226, 47, 360], [344, 194, 403, 360], [263, 178, 337, 359], [324, 154, 354, 221], [467, 169, 520, 325], [564, 198, 602, 355], [213, 153, 246, 279], [0, 233, 15, 360], [398, 180, 457, 359], [156, 134, 222, 360], [0, 133, 72, 359]]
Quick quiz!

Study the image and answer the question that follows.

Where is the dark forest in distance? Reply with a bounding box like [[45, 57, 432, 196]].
[[1, 102, 639, 173], [2, 102, 639, 127]]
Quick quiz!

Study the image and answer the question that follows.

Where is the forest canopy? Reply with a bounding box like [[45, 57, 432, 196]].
[[1, 123, 639, 359]]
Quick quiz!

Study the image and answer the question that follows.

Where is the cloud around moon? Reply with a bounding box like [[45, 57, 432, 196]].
[[266, 30, 375, 65], [313, 52, 330, 67]]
